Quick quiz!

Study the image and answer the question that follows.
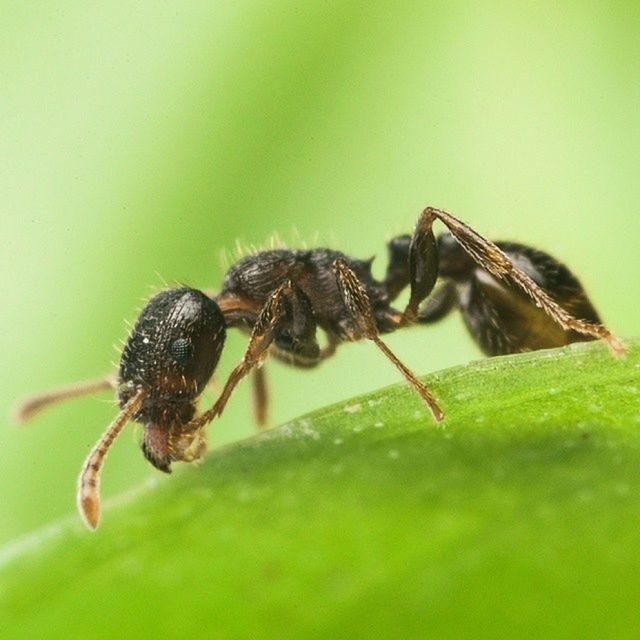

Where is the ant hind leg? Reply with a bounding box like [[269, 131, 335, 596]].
[[417, 281, 457, 324], [419, 207, 625, 357]]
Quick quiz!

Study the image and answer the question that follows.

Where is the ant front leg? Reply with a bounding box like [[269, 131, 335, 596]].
[[187, 280, 324, 432], [251, 367, 269, 429], [185, 281, 291, 433], [420, 207, 626, 357], [332, 258, 444, 422]]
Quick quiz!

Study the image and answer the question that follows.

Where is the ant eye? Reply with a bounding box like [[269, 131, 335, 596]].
[[170, 338, 193, 366]]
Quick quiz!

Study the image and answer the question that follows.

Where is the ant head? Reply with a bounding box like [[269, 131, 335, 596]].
[[118, 287, 226, 472], [74, 287, 226, 530]]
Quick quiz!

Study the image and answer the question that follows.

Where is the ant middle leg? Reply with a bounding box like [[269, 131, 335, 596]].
[[332, 258, 444, 422], [253, 294, 339, 429]]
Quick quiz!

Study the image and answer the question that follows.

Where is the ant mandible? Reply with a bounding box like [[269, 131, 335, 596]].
[[16, 207, 625, 529]]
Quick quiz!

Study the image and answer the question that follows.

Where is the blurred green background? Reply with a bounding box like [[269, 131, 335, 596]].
[[1, 1, 638, 546]]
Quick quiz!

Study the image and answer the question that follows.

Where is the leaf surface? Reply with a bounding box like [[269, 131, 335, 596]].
[[2, 340, 640, 640]]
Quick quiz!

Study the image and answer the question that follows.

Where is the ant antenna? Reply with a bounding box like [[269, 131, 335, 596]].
[[14, 377, 115, 424], [77, 389, 146, 530]]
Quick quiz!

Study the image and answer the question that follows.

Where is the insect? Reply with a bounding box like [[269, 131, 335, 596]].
[[16, 207, 624, 529]]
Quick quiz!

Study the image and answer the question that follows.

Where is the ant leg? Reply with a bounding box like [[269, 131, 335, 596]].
[[14, 375, 117, 424], [320, 334, 339, 359], [269, 280, 323, 368], [398, 216, 440, 325], [417, 281, 457, 324], [422, 207, 625, 357], [333, 258, 444, 422], [270, 329, 337, 367], [251, 367, 269, 429], [185, 281, 293, 432]]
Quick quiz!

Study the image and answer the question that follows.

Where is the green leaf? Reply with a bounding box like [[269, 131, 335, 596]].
[[2, 340, 640, 640]]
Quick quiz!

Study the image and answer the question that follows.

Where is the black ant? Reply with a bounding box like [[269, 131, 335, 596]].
[[16, 207, 625, 529]]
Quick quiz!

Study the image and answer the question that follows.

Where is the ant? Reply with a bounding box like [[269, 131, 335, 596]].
[[16, 207, 625, 529]]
